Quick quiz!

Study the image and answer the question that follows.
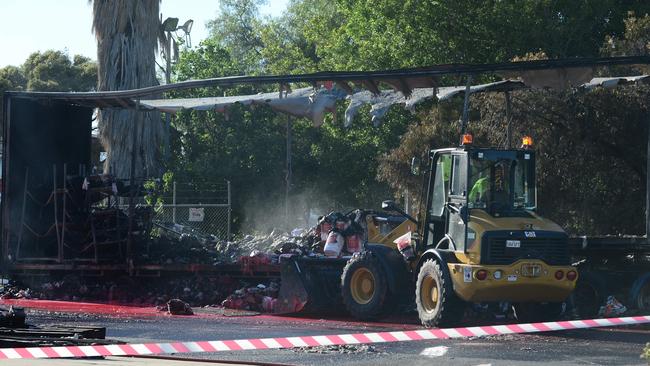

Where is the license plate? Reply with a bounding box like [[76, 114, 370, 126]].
[[521, 264, 542, 277], [506, 240, 520, 248]]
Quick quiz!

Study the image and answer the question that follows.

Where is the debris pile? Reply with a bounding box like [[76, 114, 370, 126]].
[[217, 210, 370, 312], [147, 224, 301, 265], [0, 275, 236, 308], [0, 280, 32, 300], [220, 282, 280, 312], [0, 306, 26, 328], [160, 298, 194, 315], [290, 344, 380, 354], [2, 209, 395, 313], [148, 209, 371, 267]]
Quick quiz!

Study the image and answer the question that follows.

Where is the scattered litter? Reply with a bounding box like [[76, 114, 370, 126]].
[[0, 280, 32, 300], [291, 344, 379, 354], [420, 346, 448, 357], [598, 296, 627, 317], [220, 282, 280, 312]]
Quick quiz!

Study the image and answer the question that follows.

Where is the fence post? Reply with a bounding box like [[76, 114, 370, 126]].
[[172, 181, 177, 224], [227, 180, 231, 241]]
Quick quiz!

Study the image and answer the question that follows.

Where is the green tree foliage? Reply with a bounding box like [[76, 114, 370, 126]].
[[0, 50, 97, 134], [1, 51, 96, 94], [604, 13, 650, 57], [313, 0, 650, 70], [22, 51, 96, 92], [258, 0, 340, 74], [0, 66, 26, 92], [207, 0, 267, 74]]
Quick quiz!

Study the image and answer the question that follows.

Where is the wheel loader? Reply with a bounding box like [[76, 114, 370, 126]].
[[277, 135, 577, 327]]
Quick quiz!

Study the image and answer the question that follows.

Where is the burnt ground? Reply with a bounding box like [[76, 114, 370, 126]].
[[11, 302, 650, 366]]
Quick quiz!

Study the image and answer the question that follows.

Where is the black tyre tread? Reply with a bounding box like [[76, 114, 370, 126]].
[[513, 302, 563, 323], [415, 259, 464, 328], [571, 270, 607, 319], [340, 252, 391, 320]]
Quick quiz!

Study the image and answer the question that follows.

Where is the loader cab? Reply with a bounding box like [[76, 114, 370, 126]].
[[424, 146, 537, 252]]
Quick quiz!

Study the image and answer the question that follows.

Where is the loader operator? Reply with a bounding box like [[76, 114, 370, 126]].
[[468, 160, 508, 209], [469, 160, 491, 206], [469, 175, 489, 204]]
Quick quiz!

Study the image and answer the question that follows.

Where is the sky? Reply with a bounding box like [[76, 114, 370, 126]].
[[0, 0, 290, 67]]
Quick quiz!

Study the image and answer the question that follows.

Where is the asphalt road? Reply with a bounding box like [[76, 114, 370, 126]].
[[22, 308, 650, 366]]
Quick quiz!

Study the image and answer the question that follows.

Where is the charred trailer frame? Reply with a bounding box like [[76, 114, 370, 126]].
[[0, 91, 150, 270], [1, 95, 92, 265]]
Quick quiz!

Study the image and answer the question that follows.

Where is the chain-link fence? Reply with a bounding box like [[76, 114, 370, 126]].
[[153, 181, 231, 240], [155, 203, 231, 239]]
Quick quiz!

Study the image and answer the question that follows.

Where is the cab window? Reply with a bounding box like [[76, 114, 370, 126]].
[[450, 154, 467, 196], [430, 154, 451, 217]]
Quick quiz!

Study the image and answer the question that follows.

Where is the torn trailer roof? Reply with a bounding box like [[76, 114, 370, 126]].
[[137, 75, 650, 127], [4, 55, 649, 108]]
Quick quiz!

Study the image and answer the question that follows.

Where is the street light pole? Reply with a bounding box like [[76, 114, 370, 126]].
[[159, 17, 193, 171]]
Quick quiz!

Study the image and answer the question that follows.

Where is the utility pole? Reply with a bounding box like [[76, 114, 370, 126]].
[[286, 115, 293, 230], [163, 29, 172, 169], [460, 75, 473, 137], [646, 114, 650, 240]]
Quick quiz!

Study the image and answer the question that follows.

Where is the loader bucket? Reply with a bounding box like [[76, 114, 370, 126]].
[[274, 256, 348, 315]]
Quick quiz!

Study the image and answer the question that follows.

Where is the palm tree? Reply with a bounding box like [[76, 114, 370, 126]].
[[91, 0, 162, 179]]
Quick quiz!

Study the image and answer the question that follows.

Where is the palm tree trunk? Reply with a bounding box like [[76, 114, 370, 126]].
[[92, 0, 162, 179]]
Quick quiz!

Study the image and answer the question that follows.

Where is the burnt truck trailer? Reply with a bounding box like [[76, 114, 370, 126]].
[[569, 236, 650, 317]]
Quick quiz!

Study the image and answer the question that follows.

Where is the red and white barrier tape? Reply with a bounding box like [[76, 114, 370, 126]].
[[1, 315, 649, 360]]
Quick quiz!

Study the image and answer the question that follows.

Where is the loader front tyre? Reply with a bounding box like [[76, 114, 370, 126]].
[[341, 252, 392, 320], [416, 259, 464, 328]]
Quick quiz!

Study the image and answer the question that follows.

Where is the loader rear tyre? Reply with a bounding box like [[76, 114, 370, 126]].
[[632, 275, 650, 311], [341, 252, 392, 320], [513, 302, 564, 323], [571, 271, 607, 318], [416, 259, 464, 328]]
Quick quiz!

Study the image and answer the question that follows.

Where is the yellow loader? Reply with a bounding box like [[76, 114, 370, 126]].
[[278, 135, 577, 327]]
